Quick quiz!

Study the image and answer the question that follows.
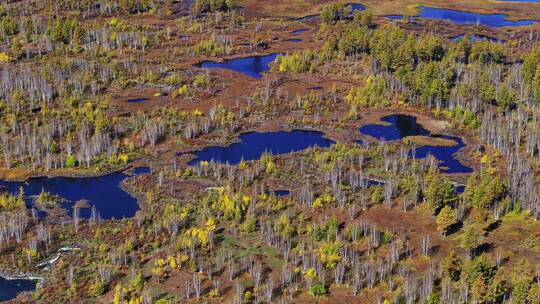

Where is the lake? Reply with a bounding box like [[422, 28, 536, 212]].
[[0, 276, 38, 302], [291, 29, 308, 35], [450, 33, 502, 43], [385, 6, 538, 27], [188, 130, 335, 165], [194, 53, 280, 79], [359, 115, 473, 174], [0, 167, 150, 220]]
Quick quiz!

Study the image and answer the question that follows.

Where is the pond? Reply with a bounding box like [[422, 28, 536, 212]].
[[385, 15, 404, 20], [386, 6, 538, 27], [194, 53, 280, 79], [0, 167, 150, 220], [127, 98, 148, 103], [0, 276, 38, 302], [417, 6, 537, 27], [291, 29, 308, 35], [450, 33, 502, 43], [188, 130, 335, 165], [348, 3, 365, 11], [286, 39, 303, 43], [359, 115, 473, 174]]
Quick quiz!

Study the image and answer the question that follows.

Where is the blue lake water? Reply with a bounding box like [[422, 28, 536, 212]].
[[348, 3, 365, 11], [194, 53, 280, 79], [418, 6, 537, 27], [359, 115, 473, 174], [0, 277, 37, 302], [188, 130, 335, 165], [291, 29, 308, 35], [360, 115, 431, 141], [0, 167, 150, 220], [386, 6, 538, 27], [413, 135, 472, 174], [287, 39, 302, 43]]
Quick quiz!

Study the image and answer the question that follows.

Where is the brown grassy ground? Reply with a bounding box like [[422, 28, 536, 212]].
[[406, 135, 457, 147]]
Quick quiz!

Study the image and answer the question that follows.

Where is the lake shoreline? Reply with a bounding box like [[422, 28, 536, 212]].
[[0, 161, 150, 182]]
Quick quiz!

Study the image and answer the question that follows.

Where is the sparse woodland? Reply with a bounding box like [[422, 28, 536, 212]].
[[0, 0, 539, 303]]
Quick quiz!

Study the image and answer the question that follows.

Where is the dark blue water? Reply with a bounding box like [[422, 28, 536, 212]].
[[348, 3, 365, 11], [385, 7, 537, 27], [0, 277, 37, 301], [0, 167, 150, 220], [194, 54, 280, 79], [413, 135, 472, 174], [291, 29, 308, 35], [188, 130, 335, 165], [127, 98, 148, 103], [359, 115, 472, 174], [287, 39, 302, 43], [360, 115, 430, 141], [416, 6, 537, 27], [450, 33, 502, 43]]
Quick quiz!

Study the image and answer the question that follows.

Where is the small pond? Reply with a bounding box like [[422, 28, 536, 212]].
[[0, 167, 150, 220], [450, 33, 502, 43], [386, 6, 537, 27], [291, 29, 308, 35], [188, 130, 335, 165], [127, 98, 149, 103], [0, 276, 38, 302], [287, 39, 302, 43], [194, 53, 280, 79], [359, 115, 473, 174], [385, 15, 404, 20]]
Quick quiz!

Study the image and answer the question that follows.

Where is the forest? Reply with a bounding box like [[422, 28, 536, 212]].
[[0, 0, 540, 303]]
